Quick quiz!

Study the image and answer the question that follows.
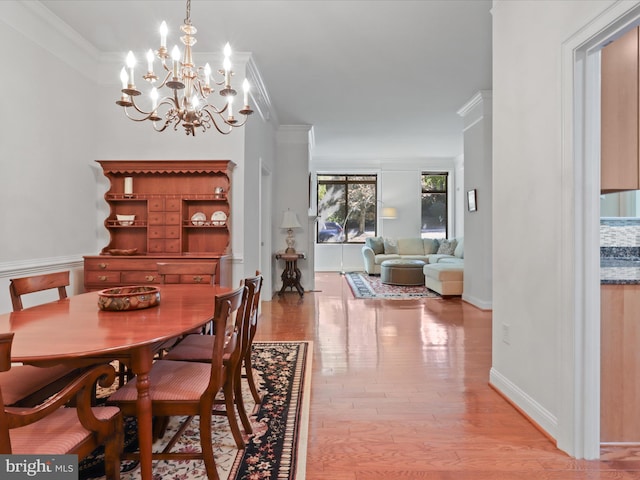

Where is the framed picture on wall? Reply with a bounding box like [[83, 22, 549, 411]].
[[467, 189, 477, 212]]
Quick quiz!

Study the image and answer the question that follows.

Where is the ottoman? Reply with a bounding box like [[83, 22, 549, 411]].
[[423, 263, 464, 296], [380, 259, 426, 286]]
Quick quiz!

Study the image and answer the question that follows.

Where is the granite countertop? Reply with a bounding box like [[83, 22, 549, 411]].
[[601, 257, 640, 284]]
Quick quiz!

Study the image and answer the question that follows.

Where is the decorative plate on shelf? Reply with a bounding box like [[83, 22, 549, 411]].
[[191, 212, 206, 226], [211, 211, 227, 226]]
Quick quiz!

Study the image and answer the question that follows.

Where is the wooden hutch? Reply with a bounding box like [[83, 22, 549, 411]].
[[84, 160, 234, 291]]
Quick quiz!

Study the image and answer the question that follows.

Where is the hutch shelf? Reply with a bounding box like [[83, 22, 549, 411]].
[[84, 160, 235, 291]]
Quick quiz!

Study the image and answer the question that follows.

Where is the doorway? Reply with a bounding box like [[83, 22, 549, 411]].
[[562, 2, 640, 459]]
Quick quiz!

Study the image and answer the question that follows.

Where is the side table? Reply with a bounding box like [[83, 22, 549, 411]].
[[275, 252, 305, 296]]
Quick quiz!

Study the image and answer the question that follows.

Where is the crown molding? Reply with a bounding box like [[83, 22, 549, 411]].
[[457, 90, 493, 118], [245, 56, 277, 124], [1, 1, 101, 81]]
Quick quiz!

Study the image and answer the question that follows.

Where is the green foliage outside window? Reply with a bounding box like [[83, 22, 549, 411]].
[[317, 175, 377, 243]]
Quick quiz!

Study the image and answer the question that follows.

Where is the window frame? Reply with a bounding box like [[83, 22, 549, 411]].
[[421, 171, 449, 239], [316, 174, 378, 244]]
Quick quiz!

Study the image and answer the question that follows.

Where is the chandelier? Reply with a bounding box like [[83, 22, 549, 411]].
[[116, 0, 253, 136]]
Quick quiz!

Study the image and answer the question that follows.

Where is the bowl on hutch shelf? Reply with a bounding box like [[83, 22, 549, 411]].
[[116, 214, 136, 226], [98, 286, 160, 311]]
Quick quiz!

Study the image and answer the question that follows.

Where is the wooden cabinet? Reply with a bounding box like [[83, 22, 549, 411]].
[[84, 160, 234, 291], [601, 27, 640, 193], [601, 284, 640, 442]]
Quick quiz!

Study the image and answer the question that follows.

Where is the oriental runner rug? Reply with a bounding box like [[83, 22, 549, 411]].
[[81, 341, 312, 480], [345, 272, 439, 299]]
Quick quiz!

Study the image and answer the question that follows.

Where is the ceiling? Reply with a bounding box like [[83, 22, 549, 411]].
[[40, 0, 492, 160]]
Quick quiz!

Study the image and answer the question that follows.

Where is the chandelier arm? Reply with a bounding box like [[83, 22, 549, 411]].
[[122, 106, 153, 122], [127, 96, 154, 116], [154, 69, 173, 90], [200, 108, 233, 135]]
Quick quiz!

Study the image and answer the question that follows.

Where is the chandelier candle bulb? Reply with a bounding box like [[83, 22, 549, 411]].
[[204, 63, 211, 88], [146, 49, 154, 74], [150, 88, 159, 109], [120, 67, 128, 89], [171, 46, 180, 79], [223, 57, 231, 87], [126, 51, 136, 87], [160, 21, 167, 49]]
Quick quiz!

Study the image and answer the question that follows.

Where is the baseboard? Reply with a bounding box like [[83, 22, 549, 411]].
[[462, 292, 492, 310], [489, 367, 558, 442]]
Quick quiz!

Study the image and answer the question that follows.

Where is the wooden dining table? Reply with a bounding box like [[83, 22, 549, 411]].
[[0, 283, 227, 480]]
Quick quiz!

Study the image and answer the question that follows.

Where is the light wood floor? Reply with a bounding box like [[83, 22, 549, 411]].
[[255, 272, 640, 480]]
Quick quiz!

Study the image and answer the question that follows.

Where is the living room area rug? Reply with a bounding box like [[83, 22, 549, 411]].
[[345, 272, 439, 299], [81, 341, 312, 480]]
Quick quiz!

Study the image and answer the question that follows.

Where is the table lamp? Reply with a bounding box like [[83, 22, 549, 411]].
[[281, 210, 302, 253]]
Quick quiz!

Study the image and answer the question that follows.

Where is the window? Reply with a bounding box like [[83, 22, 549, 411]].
[[317, 174, 377, 243], [421, 172, 448, 239]]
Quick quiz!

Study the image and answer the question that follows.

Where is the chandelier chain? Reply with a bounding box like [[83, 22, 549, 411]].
[[184, 0, 191, 25]]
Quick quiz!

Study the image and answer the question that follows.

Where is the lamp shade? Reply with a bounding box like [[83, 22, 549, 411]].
[[382, 207, 397, 219], [281, 210, 302, 229]]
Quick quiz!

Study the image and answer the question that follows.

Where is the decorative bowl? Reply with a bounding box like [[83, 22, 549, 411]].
[[116, 214, 136, 226], [98, 286, 160, 311], [106, 248, 138, 256]]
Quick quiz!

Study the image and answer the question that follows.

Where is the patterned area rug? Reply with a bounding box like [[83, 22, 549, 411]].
[[345, 272, 439, 299], [81, 341, 312, 480]]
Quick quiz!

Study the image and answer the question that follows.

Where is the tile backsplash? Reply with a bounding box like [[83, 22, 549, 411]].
[[601, 217, 640, 258]]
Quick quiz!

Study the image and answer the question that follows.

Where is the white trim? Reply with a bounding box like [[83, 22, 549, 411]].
[[246, 55, 276, 124], [0, 1, 100, 81], [457, 90, 492, 118], [461, 293, 492, 311], [0, 255, 85, 276], [490, 368, 558, 438]]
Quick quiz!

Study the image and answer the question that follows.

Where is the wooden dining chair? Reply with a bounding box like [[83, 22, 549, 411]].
[[163, 272, 263, 436], [241, 271, 265, 405], [0, 332, 124, 480], [107, 286, 247, 480], [4, 271, 83, 407], [9, 270, 70, 311]]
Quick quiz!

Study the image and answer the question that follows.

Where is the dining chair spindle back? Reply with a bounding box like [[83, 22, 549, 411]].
[[4, 271, 83, 407], [0, 332, 124, 480], [162, 271, 263, 438], [9, 270, 70, 312], [107, 285, 248, 480]]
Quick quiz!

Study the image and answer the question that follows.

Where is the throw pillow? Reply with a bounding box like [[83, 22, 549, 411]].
[[437, 239, 457, 255], [454, 237, 464, 258], [383, 238, 398, 254], [365, 236, 384, 255], [423, 238, 440, 254]]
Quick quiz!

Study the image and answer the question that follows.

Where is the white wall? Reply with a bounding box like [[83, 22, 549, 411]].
[[311, 157, 459, 272], [273, 126, 313, 295], [459, 92, 492, 309], [491, 0, 627, 457], [0, 2, 99, 313]]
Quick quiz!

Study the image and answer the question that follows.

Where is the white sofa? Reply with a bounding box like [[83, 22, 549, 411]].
[[362, 236, 464, 296], [361, 237, 463, 274]]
